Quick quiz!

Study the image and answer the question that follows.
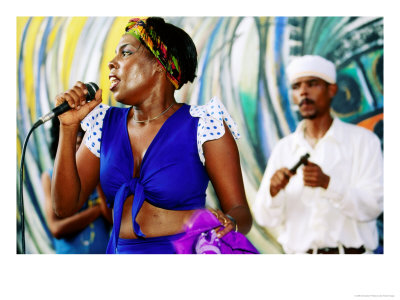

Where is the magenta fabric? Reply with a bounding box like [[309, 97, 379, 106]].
[[173, 209, 259, 254]]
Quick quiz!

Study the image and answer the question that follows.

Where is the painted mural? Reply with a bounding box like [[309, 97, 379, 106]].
[[16, 17, 383, 254]]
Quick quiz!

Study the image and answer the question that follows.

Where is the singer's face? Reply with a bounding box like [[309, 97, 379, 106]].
[[108, 34, 160, 104], [291, 76, 337, 119]]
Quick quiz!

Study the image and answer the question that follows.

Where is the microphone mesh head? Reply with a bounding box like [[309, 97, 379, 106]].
[[85, 82, 99, 100]]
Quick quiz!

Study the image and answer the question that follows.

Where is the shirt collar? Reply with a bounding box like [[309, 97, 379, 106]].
[[292, 117, 343, 153], [322, 117, 345, 143]]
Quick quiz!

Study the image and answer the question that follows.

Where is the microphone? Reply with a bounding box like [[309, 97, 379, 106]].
[[289, 153, 310, 174], [37, 82, 99, 125]]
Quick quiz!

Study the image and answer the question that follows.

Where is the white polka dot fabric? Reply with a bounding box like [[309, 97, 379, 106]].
[[80, 103, 110, 158], [189, 96, 241, 164], [80, 97, 241, 163]]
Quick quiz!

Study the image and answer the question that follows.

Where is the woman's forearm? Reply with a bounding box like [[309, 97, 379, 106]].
[[50, 205, 102, 239], [51, 124, 82, 217]]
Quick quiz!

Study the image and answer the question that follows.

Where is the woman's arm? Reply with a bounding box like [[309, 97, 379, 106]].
[[42, 172, 102, 239], [51, 81, 103, 217], [203, 123, 253, 237]]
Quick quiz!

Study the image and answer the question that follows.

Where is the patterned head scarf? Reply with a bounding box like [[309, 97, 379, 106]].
[[125, 17, 182, 89]]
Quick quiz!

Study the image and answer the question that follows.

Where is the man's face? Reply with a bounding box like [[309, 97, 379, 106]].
[[291, 76, 337, 119]]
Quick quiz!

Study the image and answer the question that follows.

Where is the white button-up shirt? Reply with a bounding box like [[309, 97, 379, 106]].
[[253, 118, 383, 253]]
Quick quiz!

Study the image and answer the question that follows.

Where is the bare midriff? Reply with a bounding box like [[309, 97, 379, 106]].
[[118, 195, 197, 239]]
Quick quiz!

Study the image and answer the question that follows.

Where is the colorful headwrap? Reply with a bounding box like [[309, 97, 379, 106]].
[[125, 17, 182, 89]]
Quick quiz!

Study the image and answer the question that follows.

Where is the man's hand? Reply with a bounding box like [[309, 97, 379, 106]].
[[270, 168, 293, 197], [302, 161, 330, 189]]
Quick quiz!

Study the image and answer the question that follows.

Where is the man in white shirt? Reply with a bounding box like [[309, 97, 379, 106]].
[[253, 55, 383, 254]]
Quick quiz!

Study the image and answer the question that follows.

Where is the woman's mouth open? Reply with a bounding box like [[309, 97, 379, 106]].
[[109, 76, 120, 90]]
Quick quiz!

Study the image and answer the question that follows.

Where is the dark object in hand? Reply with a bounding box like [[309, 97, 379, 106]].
[[289, 153, 310, 174]]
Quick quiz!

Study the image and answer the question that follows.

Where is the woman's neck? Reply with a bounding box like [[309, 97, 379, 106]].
[[130, 88, 176, 123]]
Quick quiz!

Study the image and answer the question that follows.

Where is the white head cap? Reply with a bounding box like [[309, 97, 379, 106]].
[[286, 55, 336, 84]]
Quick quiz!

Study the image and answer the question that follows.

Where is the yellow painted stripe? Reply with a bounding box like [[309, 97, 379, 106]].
[[23, 17, 45, 121], [16, 132, 22, 163], [60, 17, 88, 90], [46, 17, 63, 52], [16, 17, 30, 116], [16, 17, 30, 160], [99, 17, 128, 106], [16, 17, 30, 64]]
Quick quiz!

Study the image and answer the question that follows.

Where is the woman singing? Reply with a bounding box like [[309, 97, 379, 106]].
[[52, 17, 254, 254]]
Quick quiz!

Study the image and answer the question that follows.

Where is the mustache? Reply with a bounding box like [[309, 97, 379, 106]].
[[299, 98, 315, 107]]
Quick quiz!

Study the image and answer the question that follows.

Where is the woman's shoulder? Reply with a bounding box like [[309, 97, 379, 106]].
[[188, 97, 241, 164], [189, 97, 226, 119], [80, 103, 114, 158], [189, 96, 240, 140], [81, 103, 110, 131]]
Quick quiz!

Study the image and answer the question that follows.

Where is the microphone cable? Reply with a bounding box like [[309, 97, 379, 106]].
[[18, 120, 42, 254]]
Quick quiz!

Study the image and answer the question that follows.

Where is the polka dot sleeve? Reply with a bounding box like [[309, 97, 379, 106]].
[[80, 103, 110, 158], [189, 97, 241, 164]]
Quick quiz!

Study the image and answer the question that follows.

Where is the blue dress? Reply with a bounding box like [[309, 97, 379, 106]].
[[81, 98, 240, 254], [49, 170, 111, 254]]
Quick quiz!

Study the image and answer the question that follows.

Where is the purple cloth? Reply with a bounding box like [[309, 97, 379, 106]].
[[173, 209, 259, 254]]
